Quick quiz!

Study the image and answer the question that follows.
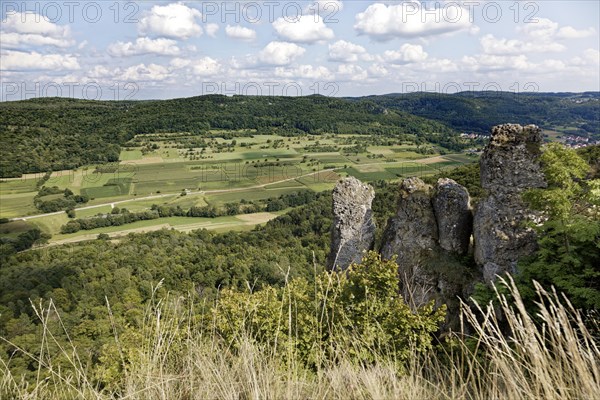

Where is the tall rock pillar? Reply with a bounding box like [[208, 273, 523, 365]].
[[474, 124, 546, 282], [380, 177, 440, 307], [327, 177, 376, 270]]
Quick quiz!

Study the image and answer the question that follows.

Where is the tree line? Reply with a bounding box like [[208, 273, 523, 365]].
[[60, 190, 323, 234]]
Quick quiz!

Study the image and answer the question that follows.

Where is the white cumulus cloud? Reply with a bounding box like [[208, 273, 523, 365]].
[[480, 34, 565, 55], [519, 18, 595, 40], [354, 2, 472, 40], [121, 63, 171, 81], [225, 25, 257, 41], [336, 64, 368, 81], [461, 54, 533, 72], [556, 26, 596, 39], [367, 63, 389, 77], [258, 41, 306, 65], [139, 3, 203, 39], [381, 44, 428, 64], [273, 15, 334, 43], [108, 37, 181, 57], [480, 18, 595, 56], [1, 50, 80, 70], [328, 40, 370, 62], [206, 23, 220, 38], [193, 57, 221, 76], [1, 12, 74, 48], [275, 65, 333, 80], [170, 58, 192, 69]]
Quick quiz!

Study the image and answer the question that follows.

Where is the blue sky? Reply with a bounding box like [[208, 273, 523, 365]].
[[1, 1, 599, 100]]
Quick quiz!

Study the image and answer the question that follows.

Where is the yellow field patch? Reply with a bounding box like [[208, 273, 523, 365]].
[[122, 156, 164, 165], [355, 164, 384, 172], [369, 148, 394, 155], [418, 156, 450, 164], [237, 212, 278, 224]]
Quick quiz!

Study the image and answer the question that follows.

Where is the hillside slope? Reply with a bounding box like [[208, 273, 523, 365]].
[[351, 92, 600, 136], [0, 95, 452, 177]]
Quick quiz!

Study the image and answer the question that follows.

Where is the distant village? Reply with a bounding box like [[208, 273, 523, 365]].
[[460, 133, 487, 140], [560, 135, 600, 149], [460, 132, 599, 149]]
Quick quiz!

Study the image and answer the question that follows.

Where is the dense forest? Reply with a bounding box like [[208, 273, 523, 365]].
[[352, 92, 600, 136], [0, 195, 331, 380], [0, 95, 453, 177]]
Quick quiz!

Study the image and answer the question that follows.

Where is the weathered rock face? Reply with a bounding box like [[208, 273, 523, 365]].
[[327, 177, 376, 270], [380, 178, 440, 307], [433, 178, 472, 255], [474, 124, 546, 282], [381, 177, 438, 267], [473, 194, 539, 281], [479, 124, 545, 193]]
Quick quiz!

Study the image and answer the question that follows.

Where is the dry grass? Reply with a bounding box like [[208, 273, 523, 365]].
[[2, 276, 599, 400]]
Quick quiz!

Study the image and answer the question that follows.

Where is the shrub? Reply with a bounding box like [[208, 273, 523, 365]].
[[213, 251, 445, 367]]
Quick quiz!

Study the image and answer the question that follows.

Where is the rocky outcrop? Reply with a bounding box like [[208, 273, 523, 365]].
[[327, 177, 376, 270], [326, 123, 546, 325], [474, 124, 546, 282], [380, 178, 440, 307], [380, 178, 438, 266], [479, 124, 545, 193], [433, 178, 472, 255]]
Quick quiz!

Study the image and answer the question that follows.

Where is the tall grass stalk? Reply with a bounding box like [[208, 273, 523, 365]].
[[1, 275, 598, 399]]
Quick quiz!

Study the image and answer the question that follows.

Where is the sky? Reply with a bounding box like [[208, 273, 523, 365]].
[[1, 0, 599, 100]]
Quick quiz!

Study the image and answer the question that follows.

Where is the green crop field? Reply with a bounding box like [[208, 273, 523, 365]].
[[119, 149, 143, 160], [47, 212, 281, 245], [206, 186, 311, 205], [0, 179, 38, 195], [30, 213, 70, 234], [0, 192, 39, 217], [343, 167, 397, 181], [81, 178, 133, 199]]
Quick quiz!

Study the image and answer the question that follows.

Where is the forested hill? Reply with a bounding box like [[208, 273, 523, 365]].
[[2, 92, 598, 178], [350, 92, 600, 136], [0, 95, 452, 178]]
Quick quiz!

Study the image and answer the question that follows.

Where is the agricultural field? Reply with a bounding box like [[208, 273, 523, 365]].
[[45, 211, 286, 247], [0, 132, 476, 245]]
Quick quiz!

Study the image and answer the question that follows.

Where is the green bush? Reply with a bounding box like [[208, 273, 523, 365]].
[[213, 251, 445, 367]]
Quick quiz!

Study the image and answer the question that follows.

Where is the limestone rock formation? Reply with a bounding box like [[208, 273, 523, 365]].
[[474, 124, 546, 282], [381, 177, 438, 266], [433, 178, 472, 255], [380, 178, 440, 306], [327, 177, 376, 270], [479, 123, 545, 193], [325, 123, 546, 325]]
